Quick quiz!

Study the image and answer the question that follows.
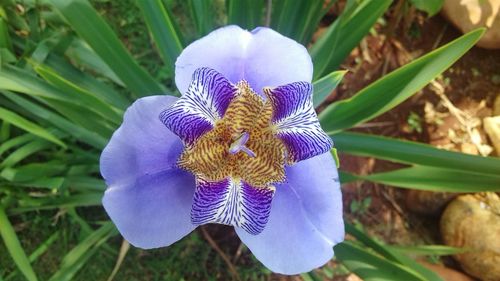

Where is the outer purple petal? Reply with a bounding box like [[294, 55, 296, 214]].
[[175, 26, 312, 95], [102, 169, 196, 248], [235, 152, 344, 275], [265, 82, 333, 163], [100, 95, 184, 186], [244, 27, 313, 95], [100, 95, 196, 248], [160, 68, 237, 145], [192, 178, 274, 235]]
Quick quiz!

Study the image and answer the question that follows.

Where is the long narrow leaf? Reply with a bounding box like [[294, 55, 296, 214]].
[[0, 108, 65, 148], [319, 29, 485, 133], [226, 0, 264, 29], [188, 0, 214, 36], [333, 132, 500, 176], [136, 0, 183, 73], [49, 0, 165, 97], [2, 91, 107, 149], [335, 242, 426, 281], [348, 166, 500, 192], [311, 0, 391, 79], [48, 222, 116, 281], [313, 70, 346, 107], [0, 207, 38, 281]]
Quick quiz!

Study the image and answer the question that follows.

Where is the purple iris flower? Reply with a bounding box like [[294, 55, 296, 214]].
[[100, 25, 344, 275]]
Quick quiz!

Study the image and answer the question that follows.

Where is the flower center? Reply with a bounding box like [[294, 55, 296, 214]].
[[178, 81, 286, 187], [229, 132, 256, 157]]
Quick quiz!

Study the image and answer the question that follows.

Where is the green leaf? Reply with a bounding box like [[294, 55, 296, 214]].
[[310, 0, 391, 79], [0, 17, 13, 51], [0, 107, 65, 148], [2, 91, 107, 149], [0, 207, 38, 281], [226, 0, 264, 29], [333, 132, 500, 176], [65, 38, 124, 86], [319, 28, 485, 133], [335, 242, 426, 281], [136, 0, 183, 74], [48, 0, 165, 97], [0, 134, 35, 157], [271, 0, 334, 44], [33, 63, 123, 125], [48, 222, 116, 281], [351, 166, 500, 192], [188, 0, 214, 36], [388, 245, 467, 256], [43, 54, 129, 110], [345, 223, 443, 281], [0, 139, 52, 168], [410, 0, 443, 16], [313, 70, 346, 107]]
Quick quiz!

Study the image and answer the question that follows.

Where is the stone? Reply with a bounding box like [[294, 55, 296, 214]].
[[440, 193, 500, 281], [405, 190, 458, 216], [442, 0, 500, 49], [484, 116, 500, 155], [494, 95, 500, 115]]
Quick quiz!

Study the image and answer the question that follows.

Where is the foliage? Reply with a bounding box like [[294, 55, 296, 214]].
[[0, 0, 498, 280]]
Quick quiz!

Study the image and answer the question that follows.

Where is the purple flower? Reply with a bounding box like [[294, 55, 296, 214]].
[[100, 25, 344, 275]]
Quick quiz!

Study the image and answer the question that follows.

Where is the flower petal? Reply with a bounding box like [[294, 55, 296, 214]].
[[191, 178, 275, 235], [235, 152, 344, 275], [160, 68, 237, 145], [175, 26, 312, 95], [265, 82, 333, 163], [103, 169, 196, 249], [100, 95, 197, 248], [100, 95, 184, 187], [245, 27, 313, 95]]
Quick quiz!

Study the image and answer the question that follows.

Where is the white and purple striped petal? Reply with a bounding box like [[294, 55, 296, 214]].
[[265, 82, 333, 163], [191, 178, 275, 235], [160, 68, 237, 145]]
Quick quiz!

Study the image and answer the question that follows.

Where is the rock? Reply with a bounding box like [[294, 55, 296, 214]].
[[406, 190, 458, 216], [484, 116, 500, 155], [418, 261, 474, 281], [442, 0, 500, 49], [494, 95, 500, 115], [440, 193, 500, 281]]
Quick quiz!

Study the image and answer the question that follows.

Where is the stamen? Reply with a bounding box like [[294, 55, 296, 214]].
[[229, 132, 256, 157]]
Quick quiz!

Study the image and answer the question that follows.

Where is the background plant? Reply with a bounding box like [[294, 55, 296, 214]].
[[0, 0, 498, 280]]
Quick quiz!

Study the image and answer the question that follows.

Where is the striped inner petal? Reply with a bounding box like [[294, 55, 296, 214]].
[[160, 67, 237, 145], [191, 177, 275, 235], [264, 82, 333, 163]]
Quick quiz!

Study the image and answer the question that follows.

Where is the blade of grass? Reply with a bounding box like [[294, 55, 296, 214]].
[[335, 241, 426, 281], [319, 29, 485, 133], [48, 222, 116, 281], [0, 108, 65, 148], [49, 0, 166, 97], [332, 131, 500, 176], [0, 207, 38, 281], [311, 0, 391, 79], [313, 70, 346, 107], [2, 91, 107, 149], [136, 0, 183, 74], [348, 166, 500, 192], [226, 0, 264, 29], [188, 0, 214, 37]]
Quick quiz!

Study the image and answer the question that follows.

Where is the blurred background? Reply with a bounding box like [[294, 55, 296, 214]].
[[0, 0, 499, 280]]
